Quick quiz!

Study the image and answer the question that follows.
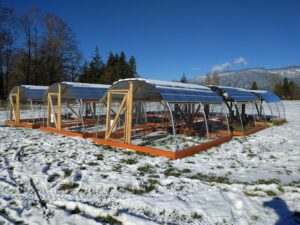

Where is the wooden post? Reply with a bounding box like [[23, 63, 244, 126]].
[[57, 84, 61, 130], [105, 92, 111, 139], [126, 81, 133, 144], [47, 95, 50, 127], [106, 95, 127, 139], [16, 87, 20, 123], [9, 94, 13, 120]]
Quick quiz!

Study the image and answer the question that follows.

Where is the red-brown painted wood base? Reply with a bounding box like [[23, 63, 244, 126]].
[[92, 135, 231, 159], [4, 120, 41, 129], [231, 124, 269, 136], [39, 126, 98, 138]]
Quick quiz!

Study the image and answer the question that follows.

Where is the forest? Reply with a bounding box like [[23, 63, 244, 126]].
[[0, 4, 137, 100]]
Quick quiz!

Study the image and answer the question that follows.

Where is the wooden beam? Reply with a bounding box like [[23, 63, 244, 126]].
[[47, 95, 50, 127], [105, 94, 127, 139], [126, 81, 133, 144], [16, 87, 20, 123], [57, 83, 61, 130], [48, 95, 58, 128], [108, 90, 130, 93], [105, 92, 112, 139]]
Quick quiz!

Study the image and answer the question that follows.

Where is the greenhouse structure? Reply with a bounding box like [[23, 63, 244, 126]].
[[208, 85, 269, 136], [93, 78, 232, 159], [40, 82, 110, 138], [251, 90, 286, 124], [5, 85, 48, 129]]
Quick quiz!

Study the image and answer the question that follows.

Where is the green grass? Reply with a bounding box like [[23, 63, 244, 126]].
[[120, 158, 138, 165], [112, 164, 122, 172], [189, 173, 231, 184], [63, 168, 73, 178], [96, 215, 123, 225], [0, 208, 8, 217], [266, 190, 277, 196], [255, 179, 280, 185], [71, 206, 81, 214], [47, 173, 60, 182], [192, 212, 202, 220], [137, 164, 155, 175], [164, 167, 182, 177], [243, 191, 260, 197], [272, 119, 286, 126], [95, 153, 104, 160], [58, 182, 79, 191], [123, 179, 159, 195], [87, 161, 98, 166]]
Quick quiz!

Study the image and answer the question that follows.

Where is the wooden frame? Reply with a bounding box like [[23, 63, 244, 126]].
[[9, 87, 20, 123], [47, 83, 61, 129], [105, 81, 133, 144], [93, 135, 231, 159], [5, 86, 47, 129]]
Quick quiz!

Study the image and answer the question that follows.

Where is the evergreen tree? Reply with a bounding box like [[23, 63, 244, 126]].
[[78, 47, 104, 83], [251, 81, 258, 90], [101, 52, 117, 84], [79, 61, 89, 82], [89, 47, 104, 82], [288, 81, 296, 100], [283, 77, 289, 99], [117, 51, 130, 79], [180, 73, 187, 83], [129, 56, 137, 77], [273, 81, 283, 98]]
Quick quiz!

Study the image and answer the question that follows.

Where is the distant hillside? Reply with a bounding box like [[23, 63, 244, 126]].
[[190, 66, 300, 91]]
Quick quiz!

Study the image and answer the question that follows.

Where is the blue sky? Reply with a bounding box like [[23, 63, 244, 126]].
[[5, 0, 300, 80]]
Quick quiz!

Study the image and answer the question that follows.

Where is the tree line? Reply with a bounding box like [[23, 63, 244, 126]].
[[272, 78, 299, 100], [0, 4, 137, 100], [79, 47, 136, 84]]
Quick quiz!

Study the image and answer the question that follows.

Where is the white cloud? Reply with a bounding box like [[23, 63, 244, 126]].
[[210, 62, 231, 73], [234, 57, 247, 65], [192, 67, 201, 71]]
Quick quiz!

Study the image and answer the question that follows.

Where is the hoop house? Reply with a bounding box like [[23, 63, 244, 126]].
[[208, 86, 268, 136], [251, 90, 285, 122], [40, 82, 110, 138], [93, 78, 231, 159], [5, 85, 48, 128]]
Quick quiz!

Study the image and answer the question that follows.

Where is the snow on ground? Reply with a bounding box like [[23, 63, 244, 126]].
[[0, 101, 300, 225]]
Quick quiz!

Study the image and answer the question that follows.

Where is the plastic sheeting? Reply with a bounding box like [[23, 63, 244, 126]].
[[209, 86, 259, 102], [47, 82, 110, 100], [110, 78, 224, 103], [10, 85, 48, 100], [251, 90, 281, 103]]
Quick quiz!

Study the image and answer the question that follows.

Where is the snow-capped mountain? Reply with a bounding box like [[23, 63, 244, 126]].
[[190, 66, 300, 90]]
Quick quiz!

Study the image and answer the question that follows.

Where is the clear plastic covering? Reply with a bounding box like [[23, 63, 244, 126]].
[[209, 85, 259, 102], [6, 85, 48, 125], [251, 90, 282, 103], [109, 78, 223, 103], [47, 82, 110, 100], [10, 85, 48, 100], [97, 79, 231, 152]]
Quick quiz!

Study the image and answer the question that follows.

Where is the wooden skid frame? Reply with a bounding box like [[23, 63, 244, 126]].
[[231, 124, 269, 136], [219, 123, 269, 137], [4, 120, 41, 129], [92, 135, 231, 159], [39, 126, 98, 138]]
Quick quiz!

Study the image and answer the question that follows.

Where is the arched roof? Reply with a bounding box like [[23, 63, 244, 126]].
[[10, 85, 48, 100], [109, 78, 224, 103], [47, 82, 110, 100], [208, 85, 259, 102], [251, 90, 281, 103]]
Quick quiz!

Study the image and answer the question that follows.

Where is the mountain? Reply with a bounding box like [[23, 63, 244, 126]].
[[190, 66, 300, 90]]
